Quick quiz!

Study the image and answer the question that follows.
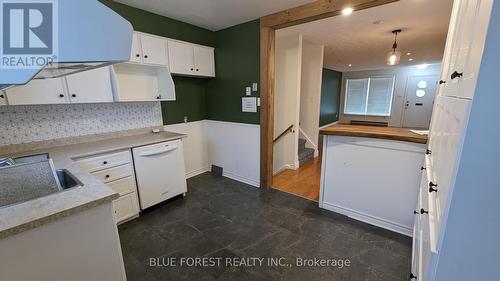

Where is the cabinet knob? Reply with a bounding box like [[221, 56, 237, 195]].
[[439, 80, 446, 85], [0, 94, 4, 99], [451, 71, 463, 80], [190, 68, 194, 71], [420, 208, 429, 215], [144, 55, 148, 59], [409, 273, 417, 280], [105, 175, 110, 179], [71, 94, 77, 98], [196, 69, 199, 71], [59, 94, 64, 98], [429, 182, 438, 193], [420, 166, 426, 171], [136, 54, 140, 58], [103, 161, 108, 165], [156, 96, 161, 100], [414, 211, 419, 215], [426, 149, 432, 155]]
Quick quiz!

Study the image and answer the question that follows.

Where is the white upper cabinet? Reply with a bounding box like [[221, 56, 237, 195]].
[[129, 32, 143, 63], [168, 40, 196, 75], [168, 40, 215, 78], [65, 67, 114, 104], [139, 34, 168, 66], [193, 45, 215, 77], [5, 78, 68, 105]]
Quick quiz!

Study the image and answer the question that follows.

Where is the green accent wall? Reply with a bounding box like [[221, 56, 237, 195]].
[[320, 68, 343, 127], [99, 0, 213, 125], [206, 20, 261, 125]]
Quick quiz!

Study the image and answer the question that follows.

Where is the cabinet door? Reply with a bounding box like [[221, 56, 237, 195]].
[[66, 67, 114, 103], [194, 46, 215, 77], [112, 192, 140, 224], [129, 32, 143, 63], [0, 92, 6, 105], [140, 34, 168, 66], [168, 40, 195, 75], [5, 78, 68, 105]]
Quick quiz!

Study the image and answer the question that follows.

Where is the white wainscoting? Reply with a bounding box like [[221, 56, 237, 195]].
[[205, 120, 260, 187], [164, 120, 210, 179]]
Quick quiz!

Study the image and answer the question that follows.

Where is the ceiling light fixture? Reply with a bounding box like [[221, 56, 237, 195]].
[[348, 64, 352, 67], [407, 52, 412, 56], [387, 29, 402, 66], [409, 58, 414, 62], [342, 7, 354, 15]]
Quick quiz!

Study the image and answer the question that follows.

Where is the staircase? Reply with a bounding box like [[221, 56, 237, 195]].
[[298, 138, 315, 166]]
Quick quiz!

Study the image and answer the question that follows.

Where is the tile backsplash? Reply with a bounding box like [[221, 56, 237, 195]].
[[0, 102, 163, 146]]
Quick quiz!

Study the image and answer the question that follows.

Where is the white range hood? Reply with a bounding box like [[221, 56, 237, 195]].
[[0, 0, 133, 90]]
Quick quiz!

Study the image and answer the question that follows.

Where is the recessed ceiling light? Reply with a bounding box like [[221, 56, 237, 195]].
[[406, 52, 412, 56], [348, 64, 352, 67], [417, 63, 429, 69], [409, 58, 414, 61], [342, 7, 354, 15]]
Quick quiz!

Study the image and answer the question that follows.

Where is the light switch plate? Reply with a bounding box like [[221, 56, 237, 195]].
[[246, 87, 252, 96], [252, 83, 258, 92]]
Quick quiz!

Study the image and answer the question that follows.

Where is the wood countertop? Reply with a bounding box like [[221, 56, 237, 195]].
[[320, 124, 428, 144]]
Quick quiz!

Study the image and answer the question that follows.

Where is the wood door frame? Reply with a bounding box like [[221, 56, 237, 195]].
[[259, 0, 399, 188]]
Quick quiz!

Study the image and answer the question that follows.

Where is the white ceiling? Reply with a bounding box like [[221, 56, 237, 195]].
[[278, 0, 454, 72], [114, 0, 314, 31]]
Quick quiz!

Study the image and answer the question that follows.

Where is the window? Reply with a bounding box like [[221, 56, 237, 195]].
[[344, 76, 395, 116]]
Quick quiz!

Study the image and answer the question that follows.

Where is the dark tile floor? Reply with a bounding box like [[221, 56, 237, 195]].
[[119, 173, 412, 281]]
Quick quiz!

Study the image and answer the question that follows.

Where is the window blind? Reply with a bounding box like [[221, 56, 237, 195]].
[[344, 76, 395, 116]]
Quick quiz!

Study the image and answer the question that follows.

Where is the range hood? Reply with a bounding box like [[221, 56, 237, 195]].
[[0, 0, 133, 90]]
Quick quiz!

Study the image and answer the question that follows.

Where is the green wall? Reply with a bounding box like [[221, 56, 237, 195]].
[[320, 68, 342, 127], [100, 0, 213, 124], [206, 20, 261, 124]]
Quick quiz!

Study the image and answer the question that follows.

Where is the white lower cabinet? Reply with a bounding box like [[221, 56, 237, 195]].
[[75, 150, 140, 224]]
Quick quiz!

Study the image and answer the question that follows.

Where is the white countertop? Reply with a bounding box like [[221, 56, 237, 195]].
[[0, 129, 186, 239]]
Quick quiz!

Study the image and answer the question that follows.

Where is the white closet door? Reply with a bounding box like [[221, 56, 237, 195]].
[[6, 78, 68, 105], [140, 34, 168, 65], [168, 40, 195, 75], [66, 67, 114, 104], [193, 46, 215, 77], [129, 32, 143, 63]]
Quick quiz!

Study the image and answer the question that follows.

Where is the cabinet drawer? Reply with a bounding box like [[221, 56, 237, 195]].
[[92, 163, 133, 183], [76, 150, 131, 173], [113, 192, 140, 224], [107, 176, 136, 196]]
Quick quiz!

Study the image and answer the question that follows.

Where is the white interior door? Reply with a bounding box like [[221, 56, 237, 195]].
[[168, 40, 195, 75], [5, 78, 68, 105], [65, 67, 114, 103], [403, 75, 439, 129], [193, 46, 215, 77], [140, 34, 168, 65]]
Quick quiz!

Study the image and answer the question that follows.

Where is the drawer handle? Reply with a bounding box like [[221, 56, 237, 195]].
[[429, 182, 438, 193], [420, 208, 429, 215], [409, 273, 417, 280], [450, 71, 463, 80]]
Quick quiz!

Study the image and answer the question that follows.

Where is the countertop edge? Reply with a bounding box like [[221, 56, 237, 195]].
[[319, 124, 428, 144]]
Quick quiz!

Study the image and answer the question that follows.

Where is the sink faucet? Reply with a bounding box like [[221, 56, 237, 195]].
[[0, 157, 16, 167]]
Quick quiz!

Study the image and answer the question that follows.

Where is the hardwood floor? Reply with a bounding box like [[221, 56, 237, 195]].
[[272, 156, 321, 201]]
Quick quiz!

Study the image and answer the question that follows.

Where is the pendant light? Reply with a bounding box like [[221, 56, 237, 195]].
[[387, 29, 402, 66]]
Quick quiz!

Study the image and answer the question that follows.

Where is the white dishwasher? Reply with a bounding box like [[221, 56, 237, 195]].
[[132, 139, 187, 209]]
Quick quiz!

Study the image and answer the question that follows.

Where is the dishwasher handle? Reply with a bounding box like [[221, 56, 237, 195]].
[[139, 145, 178, 157]]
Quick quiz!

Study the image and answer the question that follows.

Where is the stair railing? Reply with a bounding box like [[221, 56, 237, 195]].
[[273, 124, 294, 143]]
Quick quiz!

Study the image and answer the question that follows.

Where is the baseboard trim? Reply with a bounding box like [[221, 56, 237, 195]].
[[321, 202, 413, 237], [186, 167, 210, 179], [273, 164, 294, 175], [223, 170, 260, 188]]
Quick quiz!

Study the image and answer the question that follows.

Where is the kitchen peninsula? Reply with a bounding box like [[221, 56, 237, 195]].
[[319, 124, 428, 236]]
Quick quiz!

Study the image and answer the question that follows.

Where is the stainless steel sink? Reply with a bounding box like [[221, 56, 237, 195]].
[[56, 169, 83, 190]]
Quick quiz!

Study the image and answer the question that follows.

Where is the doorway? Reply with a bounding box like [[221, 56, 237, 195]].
[[402, 75, 439, 129]]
